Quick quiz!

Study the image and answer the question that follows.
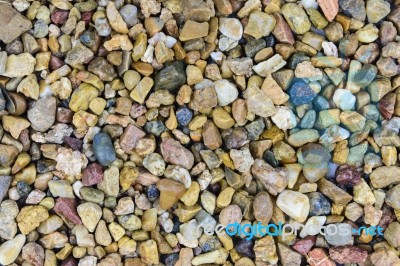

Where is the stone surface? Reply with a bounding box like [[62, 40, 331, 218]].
[[0, 3, 32, 44]]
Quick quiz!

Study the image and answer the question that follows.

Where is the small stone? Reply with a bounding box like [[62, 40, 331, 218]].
[[251, 159, 288, 196], [17, 205, 49, 234], [324, 223, 353, 246], [120, 124, 146, 152], [253, 191, 273, 224], [333, 89, 356, 111], [356, 24, 379, 43], [93, 132, 116, 167], [317, 178, 352, 205], [143, 153, 165, 176], [98, 165, 119, 197], [106, 1, 129, 33], [161, 138, 194, 170], [54, 198, 82, 225], [366, 0, 390, 23], [276, 190, 310, 222], [49, 180, 74, 198], [139, 240, 159, 265], [244, 86, 276, 118], [281, 3, 311, 34], [288, 78, 317, 106], [0, 3, 32, 44], [335, 164, 361, 186], [0, 234, 26, 265], [189, 87, 218, 111], [317, 0, 339, 22], [154, 61, 186, 91], [253, 54, 286, 77], [219, 18, 242, 41], [2, 115, 30, 139], [77, 202, 102, 232], [27, 96, 57, 132], [244, 11, 276, 39], [82, 163, 103, 186], [214, 79, 238, 106], [156, 178, 186, 210], [179, 20, 209, 41], [65, 44, 94, 66]]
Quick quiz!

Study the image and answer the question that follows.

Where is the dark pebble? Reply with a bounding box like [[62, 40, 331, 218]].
[[171, 215, 181, 234], [264, 35, 276, 47], [92, 132, 116, 167], [0, 89, 5, 112], [30, 143, 41, 161], [263, 150, 279, 167], [154, 61, 186, 91], [245, 39, 266, 58], [288, 53, 310, 70], [0, 176, 11, 203], [245, 118, 265, 141], [17, 181, 31, 198], [36, 159, 56, 174], [335, 165, 362, 186], [64, 137, 83, 151], [312, 95, 330, 111], [146, 185, 160, 201], [144, 120, 166, 136], [162, 253, 179, 266], [51, 9, 69, 25], [176, 107, 193, 126], [289, 78, 317, 106], [307, 192, 331, 216], [235, 239, 255, 258]]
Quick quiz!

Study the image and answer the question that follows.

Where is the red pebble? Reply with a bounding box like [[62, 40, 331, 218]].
[[51, 9, 69, 25], [292, 236, 316, 255], [82, 163, 104, 186], [54, 198, 82, 225], [335, 164, 362, 186], [64, 137, 83, 151], [307, 248, 335, 266], [329, 246, 368, 264]]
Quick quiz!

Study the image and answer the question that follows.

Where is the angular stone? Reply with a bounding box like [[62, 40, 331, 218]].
[[179, 20, 209, 41], [244, 86, 276, 118], [3, 53, 36, 78], [0, 3, 32, 44], [119, 124, 146, 152], [156, 178, 186, 210], [161, 138, 194, 170], [154, 61, 186, 91], [281, 3, 311, 34], [317, 178, 352, 205], [317, 0, 339, 22], [251, 159, 288, 196]]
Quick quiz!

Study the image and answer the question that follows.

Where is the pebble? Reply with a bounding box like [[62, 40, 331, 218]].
[[156, 178, 186, 210], [289, 78, 317, 106], [219, 18, 242, 41], [0, 3, 32, 44], [0, 234, 26, 265], [251, 159, 288, 196], [161, 138, 194, 170], [214, 79, 239, 106], [276, 190, 310, 222], [281, 3, 311, 34], [93, 132, 116, 167], [77, 202, 102, 232], [17, 205, 49, 234]]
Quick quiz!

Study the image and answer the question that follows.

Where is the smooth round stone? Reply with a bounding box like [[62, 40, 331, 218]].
[[176, 107, 193, 126], [276, 190, 310, 222], [214, 79, 239, 106], [119, 5, 138, 27], [308, 192, 331, 216], [95, 18, 112, 36], [146, 185, 160, 201], [302, 0, 318, 9], [93, 132, 116, 167], [333, 89, 356, 111]]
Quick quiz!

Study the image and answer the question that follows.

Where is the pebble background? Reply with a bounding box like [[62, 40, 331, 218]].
[[0, 0, 399, 265]]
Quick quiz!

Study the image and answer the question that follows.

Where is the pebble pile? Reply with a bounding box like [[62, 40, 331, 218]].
[[0, 0, 399, 265]]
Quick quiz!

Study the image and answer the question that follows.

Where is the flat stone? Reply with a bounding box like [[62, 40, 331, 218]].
[[0, 3, 32, 44], [3, 53, 36, 78], [27, 96, 57, 132], [179, 20, 209, 41]]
